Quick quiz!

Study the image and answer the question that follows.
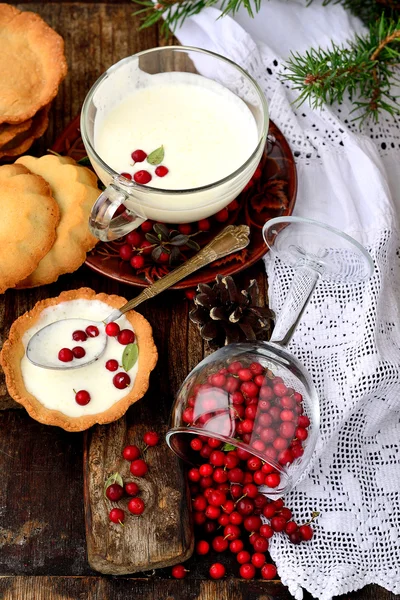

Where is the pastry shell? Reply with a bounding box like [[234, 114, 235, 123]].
[[0, 288, 158, 431]]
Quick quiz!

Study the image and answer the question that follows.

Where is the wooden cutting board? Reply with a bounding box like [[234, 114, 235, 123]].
[[83, 414, 194, 575]]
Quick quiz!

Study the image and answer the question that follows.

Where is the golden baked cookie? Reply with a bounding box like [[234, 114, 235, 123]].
[[0, 105, 50, 159], [0, 117, 32, 147], [0, 4, 67, 124], [15, 154, 100, 287], [0, 288, 158, 431], [0, 164, 60, 293]]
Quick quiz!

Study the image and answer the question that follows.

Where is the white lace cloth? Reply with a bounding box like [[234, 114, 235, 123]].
[[174, 2, 400, 598]]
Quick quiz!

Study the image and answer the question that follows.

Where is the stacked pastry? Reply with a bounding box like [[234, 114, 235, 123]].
[[0, 155, 101, 293], [0, 4, 67, 159]]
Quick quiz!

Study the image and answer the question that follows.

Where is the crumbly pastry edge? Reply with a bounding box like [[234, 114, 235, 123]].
[[0, 288, 158, 431]]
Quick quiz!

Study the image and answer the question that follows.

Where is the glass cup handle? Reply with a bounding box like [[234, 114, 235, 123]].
[[88, 183, 145, 242]]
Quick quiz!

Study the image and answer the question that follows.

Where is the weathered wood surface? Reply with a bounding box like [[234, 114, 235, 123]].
[[84, 418, 193, 574], [0, 1, 397, 599]]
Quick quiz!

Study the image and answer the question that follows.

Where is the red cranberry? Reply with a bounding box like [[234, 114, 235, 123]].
[[134, 170, 152, 184], [86, 325, 99, 337], [247, 456, 262, 471], [285, 521, 298, 535], [105, 359, 119, 372], [196, 540, 209, 555], [289, 530, 302, 544], [209, 451, 225, 467], [188, 468, 200, 482], [237, 368, 253, 381], [243, 483, 258, 499], [122, 444, 140, 461], [155, 165, 169, 177], [230, 539, 244, 554], [143, 431, 159, 447], [171, 564, 186, 579], [119, 244, 133, 261], [193, 512, 206, 526], [261, 563, 277, 580], [198, 218, 211, 231], [281, 395, 295, 409], [58, 348, 73, 362], [192, 495, 207, 512], [72, 346, 86, 359], [237, 498, 254, 516], [218, 513, 230, 527], [199, 464, 213, 477], [126, 230, 142, 246], [265, 473, 281, 488], [223, 524, 241, 540], [299, 524, 314, 541], [298, 414, 311, 427], [292, 444, 304, 458], [227, 467, 244, 484], [209, 563, 225, 579], [72, 330, 87, 342], [130, 459, 148, 477], [253, 536, 269, 553], [75, 390, 90, 405], [105, 322, 120, 337], [237, 550, 251, 565], [113, 372, 131, 389], [229, 511, 243, 525], [260, 523, 274, 539], [296, 426, 308, 441], [109, 508, 125, 524], [263, 503, 276, 519], [241, 381, 258, 397], [271, 516, 287, 532], [212, 535, 228, 552], [131, 149, 147, 162], [260, 386, 274, 400], [128, 497, 145, 515], [244, 515, 262, 532], [106, 483, 124, 501], [205, 505, 220, 520], [274, 382, 288, 397], [240, 563, 256, 579], [280, 421, 296, 439], [208, 490, 226, 507], [125, 481, 139, 496], [251, 552, 266, 568], [117, 329, 135, 345], [130, 254, 145, 269], [120, 172, 132, 180]]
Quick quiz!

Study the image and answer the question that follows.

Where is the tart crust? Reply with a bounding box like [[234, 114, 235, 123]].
[[0, 288, 158, 431]]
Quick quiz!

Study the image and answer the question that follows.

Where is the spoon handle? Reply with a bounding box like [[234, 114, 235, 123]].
[[105, 225, 250, 322]]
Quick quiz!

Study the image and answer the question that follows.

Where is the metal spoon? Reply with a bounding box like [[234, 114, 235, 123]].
[[26, 225, 250, 370]]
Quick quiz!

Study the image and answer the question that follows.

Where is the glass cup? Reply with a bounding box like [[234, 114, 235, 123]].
[[166, 217, 374, 497], [81, 46, 269, 242]]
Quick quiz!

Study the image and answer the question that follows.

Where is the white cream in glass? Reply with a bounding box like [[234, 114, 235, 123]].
[[81, 47, 269, 241]]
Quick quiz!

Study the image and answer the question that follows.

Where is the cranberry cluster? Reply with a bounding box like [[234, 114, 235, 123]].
[[168, 359, 315, 580], [120, 148, 169, 186], [181, 359, 310, 491], [107, 432, 160, 525], [58, 323, 136, 406]]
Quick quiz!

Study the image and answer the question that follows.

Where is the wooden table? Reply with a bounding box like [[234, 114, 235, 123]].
[[0, 2, 397, 599]]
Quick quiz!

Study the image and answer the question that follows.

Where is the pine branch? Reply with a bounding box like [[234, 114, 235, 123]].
[[282, 14, 400, 123], [131, 0, 261, 34]]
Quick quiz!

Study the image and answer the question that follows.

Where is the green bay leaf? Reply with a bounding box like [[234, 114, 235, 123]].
[[147, 145, 164, 165], [122, 342, 139, 372], [222, 442, 236, 452]]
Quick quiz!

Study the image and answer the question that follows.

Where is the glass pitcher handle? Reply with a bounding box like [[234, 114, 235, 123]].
[[89, 182, 145, 242]]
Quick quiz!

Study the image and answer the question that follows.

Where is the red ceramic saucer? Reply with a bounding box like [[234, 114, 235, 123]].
[[52, 117, 297, 290]]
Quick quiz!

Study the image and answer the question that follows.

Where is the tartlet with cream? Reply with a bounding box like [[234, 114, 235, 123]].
[[0, 288, 157, 431]]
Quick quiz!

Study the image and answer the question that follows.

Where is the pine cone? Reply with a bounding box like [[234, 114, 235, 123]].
[[189, 275, 274, 349]]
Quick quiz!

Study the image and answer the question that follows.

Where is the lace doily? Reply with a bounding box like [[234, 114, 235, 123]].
[[174, 2, 400, 598]]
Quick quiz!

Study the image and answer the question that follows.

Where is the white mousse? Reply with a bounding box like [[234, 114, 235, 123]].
[[21, 300, 138, 418], [94, 72, 259, 190]]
